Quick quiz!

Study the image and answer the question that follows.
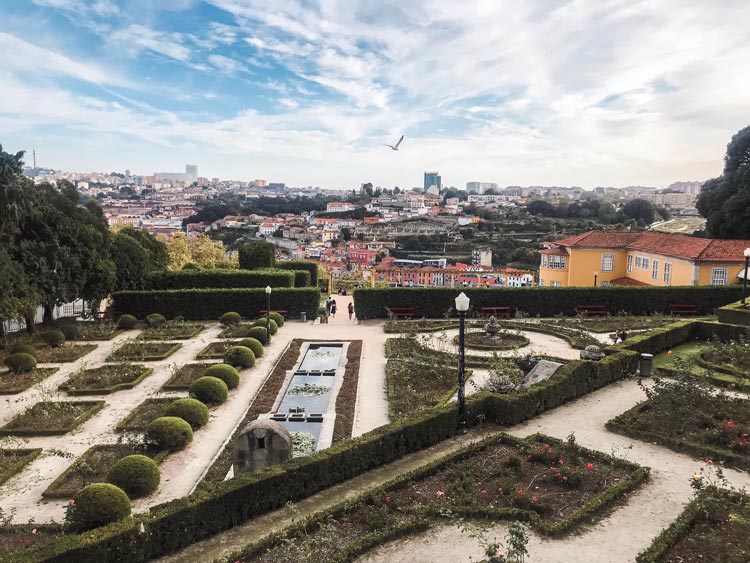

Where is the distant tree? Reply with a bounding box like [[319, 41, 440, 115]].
[[622, 199, 656, 225], [166, 232, 233, 270], [340, 227, 353, 241], [238, 241, 275, 270], [117, 227, 169, 271], [393, 187, 401, 194], [697, 125, 750, 238], [526, 200, 556, 217], [111, 233, 150, 291]]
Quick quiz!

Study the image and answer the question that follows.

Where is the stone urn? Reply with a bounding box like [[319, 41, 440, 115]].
[[484, 315, 501, 340], [580, 345, 605, 361]]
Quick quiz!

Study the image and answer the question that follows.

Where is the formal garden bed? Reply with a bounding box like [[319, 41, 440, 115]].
[[138, 322, 205, 341], [196, 341, 235, 360], [73, 321, 123, 341], [0, 401, 105, 436], [162, 363, 215, 391], [652, 341, 750, 389], [0, 449, 42, 486], [226, 433, 649, 563], [0, 368, 59, 395], [218, 324, 257, 338], [59, 364, 153, 394], [42, 443, 167, 498], [107, 341, 181, 362], [459, 330, 530, 350], [547, 315, 691, 334], [115, 398, 176, 432], [332, 341, 362, 444], [34, 344, 97, 363]]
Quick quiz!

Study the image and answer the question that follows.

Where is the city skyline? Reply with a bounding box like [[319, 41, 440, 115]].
[[1, 1, 749, 188]]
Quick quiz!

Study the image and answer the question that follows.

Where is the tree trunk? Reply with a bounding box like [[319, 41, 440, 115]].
[[24, 313, 36, 334], [43, 302, 54, 324]]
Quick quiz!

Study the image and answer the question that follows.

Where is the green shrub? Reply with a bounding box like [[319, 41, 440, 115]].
[[238, 241, 275, 269], [223, 346, 255, 370], [220, 311, 241, 327], [6, 342, 37, 357], [60, 323, 80, 341], [277, 260, 319, 286], [269, 312, 284, 327], [117, 314, 138, 330], [253, 317, 278, 335], [205, 363, 241, 389], [165, 398, 210, 429], [145, 313, 167, 328], [182, 262, 200, 270], [4, 353, 37, 373], [40, 330, 66, 347], [237, 337, 263, 358], [146, 417, 193, 451], [107, 455, 160, 499], [145, 269, 294, 290], [247, 326, 269, 344], [67, 483, 131, 531], [189, 376, 229, 405]]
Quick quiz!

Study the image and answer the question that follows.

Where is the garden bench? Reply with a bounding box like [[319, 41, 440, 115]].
[[669, 303, 700, 315], [481, 306, 511, 318], [258, 309, 288, 318], [386, 307, 415, 319], [576, 304, 607, 316]]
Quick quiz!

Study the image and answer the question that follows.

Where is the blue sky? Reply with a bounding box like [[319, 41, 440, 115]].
[[1, 0, 749, 189]]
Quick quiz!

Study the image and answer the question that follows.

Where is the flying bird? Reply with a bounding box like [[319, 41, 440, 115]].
[[384, 134, 404, 151]]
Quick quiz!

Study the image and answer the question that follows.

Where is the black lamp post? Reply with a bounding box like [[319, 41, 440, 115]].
[[743, 248, 750, 305], [265, 285, 272, 342], [593, 270, 598, 287], [455, 291, 470, 431]]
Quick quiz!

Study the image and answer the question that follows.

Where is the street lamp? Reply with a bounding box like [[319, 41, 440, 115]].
[[743, 248, 750, 305], [455, 291, 470, 431], [593, 270, 599, 287], [265, 285, 272, 342]]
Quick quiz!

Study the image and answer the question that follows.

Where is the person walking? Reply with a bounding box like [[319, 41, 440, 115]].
[[348, 302, 354, 321], [330, 299, 337, 318], [325, 296, 332, 316]]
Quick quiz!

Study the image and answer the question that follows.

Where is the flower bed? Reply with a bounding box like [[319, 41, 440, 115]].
[[652, 341, 750, 390], [196, 341, 235, 360], [0, 368, 59, 395], [115, 398, 176, 432], [138, 322, 205, 341], [459, 331, 529, 350], [42, 444, 167, 498], [59, 364, 153, 395], [0, 401, 105, 436], [161, 363, 215, 391], [75, 321, 123, 341], [218, 324, 256, 338], [107, 342, 181, 362], [548, 316, 687, 334], [34, 344, 97, 363], [0, 449, 42, 486], [227, 433, 649, 563]]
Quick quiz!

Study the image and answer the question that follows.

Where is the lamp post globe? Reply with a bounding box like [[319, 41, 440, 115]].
[[593, 270, 599, 287], [455, 292, 470, 431], [265, 286, 272, 341]]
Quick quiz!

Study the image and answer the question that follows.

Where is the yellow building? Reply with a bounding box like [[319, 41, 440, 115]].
[[539, 231, 750, 287]]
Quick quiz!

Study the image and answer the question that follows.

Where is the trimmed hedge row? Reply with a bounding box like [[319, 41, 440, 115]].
[[276, 260, 319, 287], [145, 269, 295, 289], [112, 288, 320, 320], [613, 319, 749, 356], [352, 286, 743, 319]]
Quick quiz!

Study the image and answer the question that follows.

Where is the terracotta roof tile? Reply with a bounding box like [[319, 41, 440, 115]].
[[610, 277, 650, 286], [553, 231, 641, 248], [697, 240, 750, 262]]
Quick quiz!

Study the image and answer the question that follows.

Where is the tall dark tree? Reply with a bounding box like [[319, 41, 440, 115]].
[[118, 227, 169, 271], [697, 126, 750, 238], [622, 199, 656, 225], [238, 241, 275, 270], [0, 247, 36, 343], [110, 233, 150, 291], [526, 200, 556, 217]]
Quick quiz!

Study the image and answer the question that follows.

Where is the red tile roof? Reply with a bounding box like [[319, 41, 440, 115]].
[[610, 277, 650, 286], [697, 240, 750, 262], [540, 247, 569, 256], [553, 231, 642, 248]]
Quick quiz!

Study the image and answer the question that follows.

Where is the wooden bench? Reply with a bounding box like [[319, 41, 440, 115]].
[[576, 305, 607, 316], [258, 309, 289, 318], [669, 303, 700, 316], [386, 307, 415, 319], [481, 306, 511, 318]]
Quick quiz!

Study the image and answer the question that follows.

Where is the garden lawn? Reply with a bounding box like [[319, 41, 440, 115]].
[[0, 401, 105, 436], [196, 341, 236, 360], [227, 433, 648, 563], [0, 368, 59, 394], [107, 342, 181, 361], [34, 344, 97, 363], [59, 364, 152, 394], [138, 322, 205, 340], [115, 398, 176, 432], [162, 363, 214, 391], [653, 342, 750, 389], [43, 443, 167, 498], [0, 449, 42, 485]]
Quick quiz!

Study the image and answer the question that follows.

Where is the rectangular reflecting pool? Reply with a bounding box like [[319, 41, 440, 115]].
[[298, 344, 343, 372]]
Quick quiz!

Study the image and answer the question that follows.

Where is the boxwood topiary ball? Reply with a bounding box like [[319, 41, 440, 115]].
[[117, 314, 138, 330], [165, 397, 210, 429], [204, 363, 240, 389], [220, 311, 241, 327], [223, 346, 255, 369], [237, 337, 263, 358], [253, 318, 278, 335], [145, 313, 166, 328], [146, 416, 193, 451], [246, 326, 269, 344], [189, 376, 229, 405], [107, 455, 160, 499], [6, 342, 37, 357], [68, 483, 131, 531], [59, 323, 80, 341], [269, 312, 284, 327], [40, 330, 66, 348], [4, 353, 37, 374]]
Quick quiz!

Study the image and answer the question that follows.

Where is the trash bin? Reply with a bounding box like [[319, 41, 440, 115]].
[[300, 312, 307, 322], [639, 353, 653, 377]]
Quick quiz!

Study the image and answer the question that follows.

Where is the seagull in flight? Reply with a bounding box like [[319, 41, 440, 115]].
[[384, 134, 404, 151]]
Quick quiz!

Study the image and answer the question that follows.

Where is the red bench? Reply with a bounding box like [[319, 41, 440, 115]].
[[387, 307, 415, 319], [669, 303, 699, 315], [576, 305, 607, 316], [481, 306, 511, 318]]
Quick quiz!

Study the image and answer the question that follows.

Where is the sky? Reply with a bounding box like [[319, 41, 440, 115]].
[[1, 0, 749, 189]]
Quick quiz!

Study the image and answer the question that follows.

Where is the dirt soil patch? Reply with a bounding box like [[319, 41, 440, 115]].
[[162, 363, 214, 391], [59, 364, 152, 394], [139, 323, 205, 340], [196, 341, 236, 360], [332, 340, 362, 443], [108, 342, 181, 362], [116, 398, 176, 432], [34, 344, 97, 363], [0, 449, 42, 486], [0, 368, 59, 394], [0, 401, 105, 436]]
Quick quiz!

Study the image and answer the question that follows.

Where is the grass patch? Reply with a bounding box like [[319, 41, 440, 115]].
[[0, 368, 59, 395], [115, 398, 176, 432], [42, 443, 167, 499], [59, 364, 153, 395], [107, 341, 181, 362], [138, 322, 205, 340], [0, 449, 42, 486], [196, 341, 235, 360], [162, 363, 214, 391], [34, 344, 97, 363], [0, 401, 105, 436]]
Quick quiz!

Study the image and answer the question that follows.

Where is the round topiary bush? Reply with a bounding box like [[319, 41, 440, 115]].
[[4, 353, 37, 374], [223, 346, 255, 369], [246, 326, 269, 344], [220, 311, 241, 327], [204, 363, 240, 389], [145, 313, 167, 328], [165, 398, 209, 429], [107, 455, 160, 499], [117, 314, 138, 330], [67, 483, 131, 531], [146, 416, 193, 451], [269, 312, 284, 327], [40, 330, 66, 348], [253, 318, 278, 335], [189, 376, 229, 405], [6, 342, 37, 357], [237, 337, 263, 358], [59, 323, 80, 341]]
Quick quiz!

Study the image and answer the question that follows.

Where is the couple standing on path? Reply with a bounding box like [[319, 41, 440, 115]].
[[325, 296, 355, 321]]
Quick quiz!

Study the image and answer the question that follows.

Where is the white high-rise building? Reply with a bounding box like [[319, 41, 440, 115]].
[[466, 182, 498, 194]]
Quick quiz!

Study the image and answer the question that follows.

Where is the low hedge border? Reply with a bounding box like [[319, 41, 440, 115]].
[[0, 368, 60, 395], [195, 342, 233, 360], [161, 363, 214, 391], [0, 448, 43, 486], [695, 352, 749, 379], [137, 324, 205, 341], [115, 398, 177, 432], [60, 367, 154, 396], [4, 350, 638, 563], [0, 401, 106, 437], [107, 343, 182, 362], [34, 344, 98, 363]]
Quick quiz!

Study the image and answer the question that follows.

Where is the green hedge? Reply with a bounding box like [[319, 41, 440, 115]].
[[276, 261, 318, 286], [352, 286, 743, 319], [112, 288, 320, 320], [144, 269, 295, 289]]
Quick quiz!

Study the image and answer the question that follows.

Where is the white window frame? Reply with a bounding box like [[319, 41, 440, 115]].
[[550, 280, 561, 287], [549, 255, 566, 270], [663, 262, 672, 284], [602, 253, 614, 272], [538, 279, 544, 286], [541, 255, 547, 267], [600, 281, 612, 287], [627, 255, 633, 273], [652, 260, 659, 281], [711, 268, 728, 286]]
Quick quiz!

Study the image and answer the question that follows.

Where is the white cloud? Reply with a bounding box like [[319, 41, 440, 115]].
[[207, 54, 247, 75], [109, 24, 192, 62]]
